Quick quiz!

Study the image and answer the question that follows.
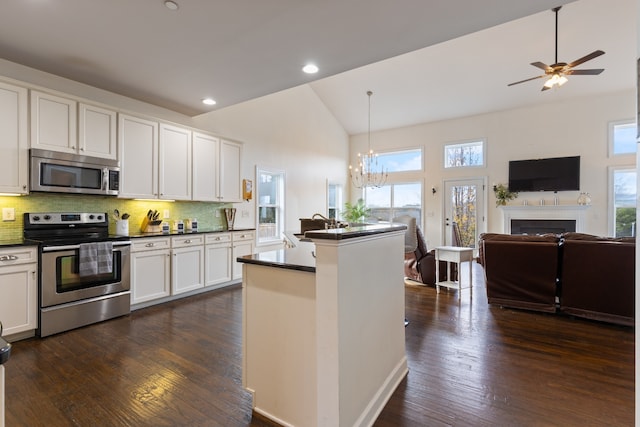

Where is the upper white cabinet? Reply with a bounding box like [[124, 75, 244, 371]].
[[159, 123, 192, 200], [192, 132, 219, 202], [30, 91, 77, 154], [118, 114, 159, 199], [0, 81, 28, 194], [78, 103, 117, 159], [31, 91, 117, 159], [219, 139, 243, 202]]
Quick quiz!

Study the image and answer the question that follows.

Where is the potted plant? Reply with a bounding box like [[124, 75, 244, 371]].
[[493, 184, 517, 207], [343, 198, 371, 225]]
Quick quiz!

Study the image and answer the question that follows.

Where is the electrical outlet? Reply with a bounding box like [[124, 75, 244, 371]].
[[215, 210, 220, 218], [2, 207, 15, 221], [241, 210, 249, 218], [163, 209, 170, 219]]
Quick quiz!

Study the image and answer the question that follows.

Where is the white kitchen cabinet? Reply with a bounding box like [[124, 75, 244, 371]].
[[78, 103, 117, 159], [171, 235, 204, 295], [30, 91, 77, 154], [205, 233, 232, 288], [219, 139, 243, 202], [192, 132, 219, 201], [130, 238, 171, 305], [159, 123, 192, 200], [118, 114, 159, 199], [31, 91, 117, 160], [0, 247, 37, 337], [0, 81, 28, 194], [232, 231, 255, 281]]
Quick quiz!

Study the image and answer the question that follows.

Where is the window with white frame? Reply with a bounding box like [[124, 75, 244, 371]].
[[327, 182, 343, 219], [610, 167, 636, 237], [609, 120, 637, 156], [365, 148, 422, 173], [364, 182, 422, 224], [444, 139, 485, 168], [256, 168, 285, 244]]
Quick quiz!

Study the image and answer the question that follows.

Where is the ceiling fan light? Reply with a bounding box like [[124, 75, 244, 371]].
[[557, 75, 568, 86]]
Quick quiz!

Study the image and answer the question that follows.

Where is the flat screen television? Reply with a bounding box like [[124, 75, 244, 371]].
[[508, 156, 580, 192]]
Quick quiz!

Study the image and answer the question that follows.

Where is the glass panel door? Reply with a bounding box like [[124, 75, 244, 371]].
[[444, 178, 486, 249]]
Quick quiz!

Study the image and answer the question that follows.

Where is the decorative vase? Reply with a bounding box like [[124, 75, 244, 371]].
[[577, 192, 591, 206]]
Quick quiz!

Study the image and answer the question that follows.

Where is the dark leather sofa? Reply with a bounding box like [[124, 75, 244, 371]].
[[479, 232, 635, 326]]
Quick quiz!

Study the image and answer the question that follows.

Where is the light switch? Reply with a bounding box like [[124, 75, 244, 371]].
[[2, 208, 15, 221]]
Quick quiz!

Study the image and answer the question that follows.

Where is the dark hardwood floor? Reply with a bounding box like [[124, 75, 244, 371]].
[[5, 263, 634, 426]]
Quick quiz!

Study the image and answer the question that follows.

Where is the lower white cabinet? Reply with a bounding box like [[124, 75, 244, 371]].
[[232, 231, 255, 281], [205, 233, 232, 287], [0, 247, 37, 337], [130, 238, 171, 305], [171, 235, 204, 295]]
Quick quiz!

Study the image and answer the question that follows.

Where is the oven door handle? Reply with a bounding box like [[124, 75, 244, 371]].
[[42, 241, 132, 252]]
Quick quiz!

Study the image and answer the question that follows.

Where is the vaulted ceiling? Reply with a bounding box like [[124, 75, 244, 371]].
[[0, 0, 634, 135]]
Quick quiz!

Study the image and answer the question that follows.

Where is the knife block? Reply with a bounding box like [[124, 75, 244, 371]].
[[140, 216, 163, 233]]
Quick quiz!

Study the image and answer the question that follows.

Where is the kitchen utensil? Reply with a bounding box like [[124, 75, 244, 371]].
[[147, 210, 153, 219], [114, 209, 120, 220], [121, 213, 130, 220]]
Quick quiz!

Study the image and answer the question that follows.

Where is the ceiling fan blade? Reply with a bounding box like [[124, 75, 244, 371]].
[[531, 61, 551, 71], [541, 84, 552, 92], [567, 50, 605, 68], [507, 75, 546, 87], [565, 68, 604, 75]]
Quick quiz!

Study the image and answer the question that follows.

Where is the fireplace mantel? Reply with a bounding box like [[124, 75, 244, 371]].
[[500, 205, 589, 234]]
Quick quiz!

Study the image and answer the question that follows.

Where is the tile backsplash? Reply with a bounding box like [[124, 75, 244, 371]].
[[0, 193, 232, 240]]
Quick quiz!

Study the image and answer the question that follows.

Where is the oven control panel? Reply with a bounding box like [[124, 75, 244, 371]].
[[25, 212, 107, 225]]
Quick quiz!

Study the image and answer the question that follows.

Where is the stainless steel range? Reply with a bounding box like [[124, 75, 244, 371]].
[[24, 212, 131, 337]]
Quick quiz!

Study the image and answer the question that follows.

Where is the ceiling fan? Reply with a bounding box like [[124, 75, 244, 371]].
[[508, 6, 605, 91]]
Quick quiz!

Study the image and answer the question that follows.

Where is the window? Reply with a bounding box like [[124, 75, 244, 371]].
[[327, 182, 343, 219], [256, 168, 285, 244], [609, 120, 636, 156], [362, 148, 422, 173], [444, 139, 485, 168], [364, 182, 422, 224], [610, 167, 636, 237]]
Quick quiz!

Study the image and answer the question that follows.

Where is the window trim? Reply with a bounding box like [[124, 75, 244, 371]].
[[443, 138, 486, 169], [361, 146, 424, 174], [255, 166, 286, 246], [608, 119, 637, 158], [607, 165, 636, 237]]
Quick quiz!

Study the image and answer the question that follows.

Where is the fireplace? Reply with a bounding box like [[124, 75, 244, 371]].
[[500, 205, 589, 234], [511, 219, 576, 235]]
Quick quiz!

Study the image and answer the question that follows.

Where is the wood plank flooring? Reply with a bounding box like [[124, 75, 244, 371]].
[[5, 262, 635, 426]]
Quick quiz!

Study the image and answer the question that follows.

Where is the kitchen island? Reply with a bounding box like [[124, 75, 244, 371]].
[[239, 224, 408, 427]]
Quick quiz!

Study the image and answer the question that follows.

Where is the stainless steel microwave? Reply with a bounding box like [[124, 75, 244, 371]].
[[30, 149, 120, 196]]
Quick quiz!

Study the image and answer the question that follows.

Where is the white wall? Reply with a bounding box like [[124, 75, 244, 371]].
[[192, 85, 350, 248], [350, 89, 636, 246]]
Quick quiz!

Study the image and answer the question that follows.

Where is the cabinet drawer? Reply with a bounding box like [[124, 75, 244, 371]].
[[0, 247, 37, 266], [232, 231, 254, 242], [131, 237, 171, 252], [205, 233, 231, 245], [172, 235, 204, 248]]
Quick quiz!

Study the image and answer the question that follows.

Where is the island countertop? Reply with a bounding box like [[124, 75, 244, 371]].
[[237, 224, 407, 273]]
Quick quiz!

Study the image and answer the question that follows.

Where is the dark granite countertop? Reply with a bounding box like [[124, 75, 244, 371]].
[[124, 227, 255, 239], [304, 223, 407, 240], [238, 240, 316, 273], [0, 238, 39, 248]]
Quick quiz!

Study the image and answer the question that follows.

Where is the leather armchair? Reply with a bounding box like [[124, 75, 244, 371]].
[[404, 225, 456, 285]]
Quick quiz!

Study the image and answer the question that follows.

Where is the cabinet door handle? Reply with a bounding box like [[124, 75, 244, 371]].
[[0, 255, 18, 261], [145, 243, 155, 247], [185, 239, 192, 244]]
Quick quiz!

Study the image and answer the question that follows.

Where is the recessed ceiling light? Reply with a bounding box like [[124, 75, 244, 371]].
[[302, 64, 319, 74], [164, 1, 179, 11], [202, 98, 216, 106]]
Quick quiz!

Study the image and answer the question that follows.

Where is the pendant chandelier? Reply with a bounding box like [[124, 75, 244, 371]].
[[349, 91, 388, 189]]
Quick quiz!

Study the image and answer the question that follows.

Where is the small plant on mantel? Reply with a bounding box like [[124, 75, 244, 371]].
[[493, 184, 518, 207]]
